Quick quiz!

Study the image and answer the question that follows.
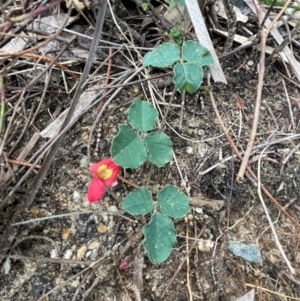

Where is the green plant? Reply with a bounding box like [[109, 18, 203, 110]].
[[143, 41, 213, 93], [110, 99, 172, 168], [141, 2, 148, 11], [110, 99, 190, 263], [169, 27, 182, 45]]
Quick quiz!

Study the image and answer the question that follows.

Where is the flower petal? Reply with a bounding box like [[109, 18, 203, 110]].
[[90, 158, 121, 185], [102, 160, 121, 185], [90, 161, 104, 176], [87, 177, 105, 202]]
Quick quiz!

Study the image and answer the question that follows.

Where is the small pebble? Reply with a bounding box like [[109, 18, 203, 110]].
[[77, 245, 87, 258], [71, 277, 80, 288], [63, 249, 73, 259], [62, 228, 71, 240], [90, 249, 98, 261], [85, 250, 92, 259], [195, 207, 203, 214], [50, 249, 58, 259], [88, 241, 100, 250], [228, 241, 261, 263], [72, 191, 80, 202], [80, 155, 89, 168], [97, 223, 108, 233], [108, 205, 118, 212], [186, 146, 193, 154], [198, 239, 215, 252]]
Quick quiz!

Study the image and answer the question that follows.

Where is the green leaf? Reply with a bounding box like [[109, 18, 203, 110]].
[[182, 41, 214, 66], [173, 62, 203, 92], [144, 132, 172, 167], [110, 124, 147, 168], [143, 42, 180, 68], [128, 99, 158, 132], [170, 27, 180, 38], [143, 213, 176, 263], [157, 185, 190, 218], [122, 187, 153, 215]]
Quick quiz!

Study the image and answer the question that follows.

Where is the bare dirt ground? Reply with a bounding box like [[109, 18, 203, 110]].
[[1, 1, 300, 301]]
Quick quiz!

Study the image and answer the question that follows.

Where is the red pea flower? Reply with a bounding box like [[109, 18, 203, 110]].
[[87, 158, 121, 202]]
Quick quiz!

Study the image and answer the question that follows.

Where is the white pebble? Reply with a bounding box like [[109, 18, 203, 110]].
[[90, 249, 98, 261], [63, 249, 73, 259], [186, 146, 193, 154], [198, 239, 214, 252], [50, 249, 58, 259], [80, 155, 90, 168], [72, 191, 80, 202]]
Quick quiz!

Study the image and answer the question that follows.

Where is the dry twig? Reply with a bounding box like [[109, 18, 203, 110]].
[[236, 0, 266, 180]]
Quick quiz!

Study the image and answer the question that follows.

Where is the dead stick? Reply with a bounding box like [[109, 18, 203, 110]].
[[0, 254, 92, 265], [237, 24, 266, 180], [118, 175, 139, 189], [22, 53, 79, 80], [7, 158, 41, 169], [160, 224, 207, 298], [207, 75, 300, 229], [97, 47, 112, 112]]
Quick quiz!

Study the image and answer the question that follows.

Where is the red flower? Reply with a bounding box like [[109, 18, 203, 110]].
[[87, 158, 121, 202]]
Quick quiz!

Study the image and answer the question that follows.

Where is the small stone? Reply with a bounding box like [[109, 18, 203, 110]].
[[50, 249, 58, 259], [186, 146, 193, 154], [108, 219, 115, 230], [32, 208, 41, 217], [90, 249, 98, 261], [77, 245, 87, 258], [195, 207, 203, 214], [85, 250, 92, 259], [62, 228, 71, 240], [228, 241, 261, 263], [73, 191, 80, 202], [111, 127, 118, 134], [63, 249, 73, 259], [247, 60, 254, 66], [187, 214, 194, 220], [198, 239, 215, 252], [108, 205, 118, 212], [80, 155, 89, 168], [88, 241, 100, 250], [97, 223, 108, 233], [81, 131, 89, 141], [71, 277, 80, 288], [197, 129, 205, 136]]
